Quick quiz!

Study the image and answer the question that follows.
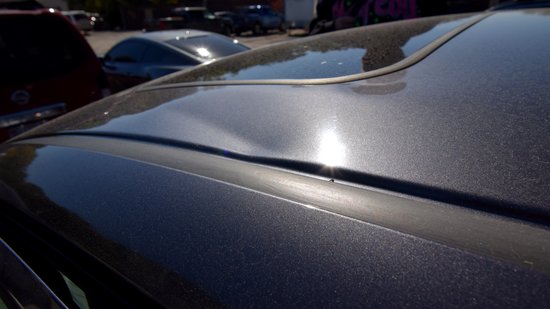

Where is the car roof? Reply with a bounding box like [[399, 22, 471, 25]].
[[0, 8, 52, 15], [489, 0, 550, 10], [3, 8, 550, 306], [243, 4, 272, 9], [16, 8, 550, 221], [61, 10, 87, 15], [172, 6, 207, 11], [135, 29, 214, 43]]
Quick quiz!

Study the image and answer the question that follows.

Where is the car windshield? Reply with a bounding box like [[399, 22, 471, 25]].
[[0, 14, 88, 84], [165, 35, 248, 60], [73, 13, 88, 20], [159, 14, 476, 84]]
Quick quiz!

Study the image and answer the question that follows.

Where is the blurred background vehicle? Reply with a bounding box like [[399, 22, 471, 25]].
[[0, 9, 110, 141], [62, 10, 93, 34], [44, 0, 536, 34], [101, 29, 249, 93], [86, 11, 108, 30], [284, 0, 316, 32], [143, 6, 234, 35], [0, 0, 43, 9], [489, 0, 550, 9], [230, 4, 285, 35]]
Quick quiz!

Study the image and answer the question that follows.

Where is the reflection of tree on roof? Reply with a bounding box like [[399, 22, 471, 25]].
[[0, 145, 221, 307]]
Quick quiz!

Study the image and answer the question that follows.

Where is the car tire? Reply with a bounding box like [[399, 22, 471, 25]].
[[222, 25, 233, 36]]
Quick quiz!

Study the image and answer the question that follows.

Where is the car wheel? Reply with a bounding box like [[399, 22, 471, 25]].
[[222, 24, 233, 36]]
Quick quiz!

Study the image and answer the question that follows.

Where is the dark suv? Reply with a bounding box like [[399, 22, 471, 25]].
[[144, 6, 233, 35], [231, 5, 284, 35], [0, 9, 110, 141]]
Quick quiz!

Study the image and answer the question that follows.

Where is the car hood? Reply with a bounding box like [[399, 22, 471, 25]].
[[15, 8, 550, 219]]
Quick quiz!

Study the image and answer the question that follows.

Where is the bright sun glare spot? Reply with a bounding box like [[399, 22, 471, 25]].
[[317, 130, 345, 167], [197, 47, 211, 58]]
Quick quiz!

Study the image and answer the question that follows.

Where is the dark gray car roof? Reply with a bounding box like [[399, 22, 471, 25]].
[[19, 9, 550, 220], [135, 29, 215, 42], [4, 9, 550, 307]]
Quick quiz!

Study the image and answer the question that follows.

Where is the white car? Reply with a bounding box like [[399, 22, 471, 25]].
[[62, 10, 92, 33]]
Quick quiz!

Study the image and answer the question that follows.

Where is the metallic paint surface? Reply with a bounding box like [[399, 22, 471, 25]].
[[0, 142, 549, 307], [24, 10, 550, 215], [17, 135, 550, 274], [152, 14, 478, 82], [3, 8, 550, 307]]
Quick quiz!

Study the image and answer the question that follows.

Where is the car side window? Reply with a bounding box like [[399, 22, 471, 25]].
[[142, 44, 197, 66], [172, 9, 188, 18], [0, 238, 67, 308], [203, 11, 216, 20], [105, 41, 146, 63], [0, 202, 162, 308]]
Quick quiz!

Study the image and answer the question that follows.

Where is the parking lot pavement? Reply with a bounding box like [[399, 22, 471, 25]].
[[86, 30, 302, 56], [86, 31, 141, 55]]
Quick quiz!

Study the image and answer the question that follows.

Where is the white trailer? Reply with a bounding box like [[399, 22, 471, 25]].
[[284, 0, 318, 32]]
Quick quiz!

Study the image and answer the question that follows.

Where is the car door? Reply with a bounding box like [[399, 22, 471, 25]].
[[102, 40, 148, 93]]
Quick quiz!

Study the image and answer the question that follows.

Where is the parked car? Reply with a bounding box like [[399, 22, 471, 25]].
[[1, 6, 550, 308], [86, 11, 108, 30], [144, 6, 234, 35], [0, 0, 42, 9], [61, 10, 93, 34], [0, 9, 110, 141], [489, 0, 550, 10], [101, 29, 249, 93], [231, 4, 285, 35]]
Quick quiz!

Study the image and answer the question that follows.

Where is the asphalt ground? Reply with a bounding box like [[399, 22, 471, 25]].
[[86, 30, 305, 55]]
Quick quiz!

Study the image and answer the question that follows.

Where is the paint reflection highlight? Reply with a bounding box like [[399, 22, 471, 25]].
[[317, 130, 345, 167]]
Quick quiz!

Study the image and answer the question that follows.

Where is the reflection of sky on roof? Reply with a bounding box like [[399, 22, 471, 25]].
[[219, 16, 476, 80], [401, 17, 474, 56], [224, 49, 366, 80], [156, 14, 477, 85]]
